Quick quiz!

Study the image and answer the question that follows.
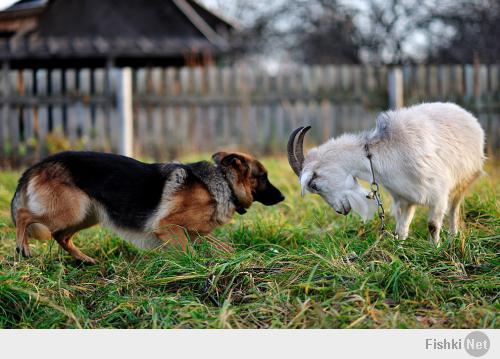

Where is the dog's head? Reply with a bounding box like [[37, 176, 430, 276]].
[[212, 151, 285, 214]]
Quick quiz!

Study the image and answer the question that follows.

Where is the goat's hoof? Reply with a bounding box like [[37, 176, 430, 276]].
[[429, 238, 441, 247], [395, 234, 407, 241]]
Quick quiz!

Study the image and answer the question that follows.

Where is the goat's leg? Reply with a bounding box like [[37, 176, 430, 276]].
[[448, 193, 464, 236], [448, 171, 480, 236], [428, 197, 448, 246], [393, 199, 416, 240]]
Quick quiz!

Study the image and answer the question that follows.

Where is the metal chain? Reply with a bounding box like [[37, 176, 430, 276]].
[[364, 143, 386, 231]]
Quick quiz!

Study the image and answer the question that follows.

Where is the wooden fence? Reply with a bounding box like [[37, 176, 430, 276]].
[[0, 63, 499, 166]]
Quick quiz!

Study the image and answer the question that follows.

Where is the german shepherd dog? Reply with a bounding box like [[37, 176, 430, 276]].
[[11, 151, 284, 264]]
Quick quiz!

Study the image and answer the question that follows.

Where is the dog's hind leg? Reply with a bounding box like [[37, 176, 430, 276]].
[[53, 230, 96, 264], [27, 223, 52, 241], [15, 208, 43, 257]]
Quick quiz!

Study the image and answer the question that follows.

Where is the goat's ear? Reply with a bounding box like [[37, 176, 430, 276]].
[[374, 112, 391, 141], [299, 170, 313, 197], [212, 151, 229, 164]]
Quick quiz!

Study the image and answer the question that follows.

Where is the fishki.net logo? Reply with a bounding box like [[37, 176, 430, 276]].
[[425, 331, 490, 357]]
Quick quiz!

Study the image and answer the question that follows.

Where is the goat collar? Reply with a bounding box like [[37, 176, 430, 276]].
[[364, 143, 377, 183], [364, 143, 386, 230]]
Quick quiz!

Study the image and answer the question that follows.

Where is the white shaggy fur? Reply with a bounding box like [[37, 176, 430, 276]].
[[300, 102, 485, 244]]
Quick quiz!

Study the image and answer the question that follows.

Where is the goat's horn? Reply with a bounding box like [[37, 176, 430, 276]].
[[287, 127, 304, 176], [295, 126, 311, 171], [287, 126, 311, 176]]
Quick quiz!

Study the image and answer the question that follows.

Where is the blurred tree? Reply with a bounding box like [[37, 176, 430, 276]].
[[204, 0, 288, 60], [290, 0, 360, 64], [358, 0, 430, 64], [202, 0, 500, 65], [425, 0, 500, 64], [208, 0, 360, 64]]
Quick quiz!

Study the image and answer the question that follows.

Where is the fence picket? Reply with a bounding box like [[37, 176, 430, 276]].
[[51, 69, 63, 134], [490, 65, 499, 92], [0, 63, 498, 166], [8, 70, 20, 161], [65, 70, 78, 145], [78, 69, 92, 148], [0, 63, 8, 161], [21, 70, 35, 162], [35, 69, 48, 157]]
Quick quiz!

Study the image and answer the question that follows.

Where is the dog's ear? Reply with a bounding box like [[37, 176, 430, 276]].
[[212, 151, 229, 164], [222, 154, 249, 175], [213, 152, 249, 174]]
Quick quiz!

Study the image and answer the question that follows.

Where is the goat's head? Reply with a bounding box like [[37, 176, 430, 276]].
[[287, 126, 376, 220]]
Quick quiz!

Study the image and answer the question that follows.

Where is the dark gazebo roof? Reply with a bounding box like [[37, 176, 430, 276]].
[[0, 0, 235, 67]]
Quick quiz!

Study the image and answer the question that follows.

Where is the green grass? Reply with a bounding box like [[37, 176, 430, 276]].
[[0, 157, 498, 328]]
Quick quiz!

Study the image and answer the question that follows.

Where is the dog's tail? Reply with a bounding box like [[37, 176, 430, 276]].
[[10, 165, 34, 225], [10, 182, 22, 226]]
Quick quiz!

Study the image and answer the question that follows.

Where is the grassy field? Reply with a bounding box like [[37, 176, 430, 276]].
[[0, 156, 498, 329]]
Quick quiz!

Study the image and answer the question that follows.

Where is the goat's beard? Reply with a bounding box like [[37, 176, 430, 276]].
[[345, 185, 377, 221]]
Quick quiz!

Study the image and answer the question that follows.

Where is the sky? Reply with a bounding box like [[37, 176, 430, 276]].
[[0, 0, 217, 11], [0, 0, 16, 10]]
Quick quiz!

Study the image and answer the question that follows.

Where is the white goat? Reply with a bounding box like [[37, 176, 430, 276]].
[[287, 102, 485, 244]]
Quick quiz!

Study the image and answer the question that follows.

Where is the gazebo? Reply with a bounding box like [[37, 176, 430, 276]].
[[0, 0, 235, 69]]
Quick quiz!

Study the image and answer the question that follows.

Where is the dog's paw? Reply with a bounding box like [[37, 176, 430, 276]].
[[16, 245, 32, 258], [76, 255, 97, 265]]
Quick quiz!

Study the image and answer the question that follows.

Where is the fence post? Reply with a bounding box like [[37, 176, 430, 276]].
[[0, 61, 10, 160], [117, 67, 133, 157], [464, 64, 474, 102], [388, 67, 403, 109]]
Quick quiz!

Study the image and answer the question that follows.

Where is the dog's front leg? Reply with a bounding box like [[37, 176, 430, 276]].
[[192, 234, 235, 254], [153, 224, 190, 252]]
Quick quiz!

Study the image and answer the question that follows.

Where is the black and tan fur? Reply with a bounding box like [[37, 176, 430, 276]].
[[11, 151, 284, 263]]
